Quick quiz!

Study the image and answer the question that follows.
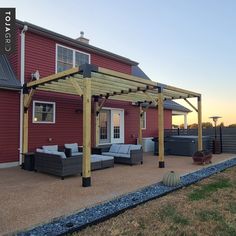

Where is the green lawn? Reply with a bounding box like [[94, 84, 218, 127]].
[[72, 166, 236, 236]]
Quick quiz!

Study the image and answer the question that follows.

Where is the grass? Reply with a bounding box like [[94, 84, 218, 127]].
[[71, 166, 236, 236], [188, 178, 232, 201]]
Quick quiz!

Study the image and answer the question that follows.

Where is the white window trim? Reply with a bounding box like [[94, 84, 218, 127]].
[[141, 111, 146, 130], [33, 100, 56, 124], [55, 44, 91, 73]]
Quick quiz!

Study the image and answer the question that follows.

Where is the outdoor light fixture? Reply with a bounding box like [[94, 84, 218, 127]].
[[209, 116, 222, 139], [209, 116, 222, 154], [31, 70, 40, 81]]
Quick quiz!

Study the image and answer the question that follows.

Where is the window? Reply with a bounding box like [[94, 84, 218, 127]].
[[141, 111, 146, 129], [33, 101, 55, 123], [56, 45, 90, 73]]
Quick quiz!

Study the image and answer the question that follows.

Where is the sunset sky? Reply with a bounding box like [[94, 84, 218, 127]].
[[2, 0, 236, 126]]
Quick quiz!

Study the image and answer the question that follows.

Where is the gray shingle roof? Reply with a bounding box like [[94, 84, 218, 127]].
[[139, 100, 191, 113], [131, 66, 151, 80], [164, 100, 191, 113], [0, 55, 21, 90]]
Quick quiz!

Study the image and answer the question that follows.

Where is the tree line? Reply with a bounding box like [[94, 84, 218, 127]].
[[175, 122, 236, 129]]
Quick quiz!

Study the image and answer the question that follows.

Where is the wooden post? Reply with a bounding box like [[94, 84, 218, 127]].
[[22, 89, 35, 156], [82, 77, 92, 187], [95, 100, 100, 147], [138, 105, 143, 145], [197, 96, 203, 150], [158, 88, 165, 168]]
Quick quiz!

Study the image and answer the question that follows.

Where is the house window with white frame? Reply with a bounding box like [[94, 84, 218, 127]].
[[33, 101, 55, 123], [141, 111, 146, 129], [56, 45, 90, 73]]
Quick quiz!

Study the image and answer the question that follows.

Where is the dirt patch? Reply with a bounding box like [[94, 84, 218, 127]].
[[72, 166, 236, 236]]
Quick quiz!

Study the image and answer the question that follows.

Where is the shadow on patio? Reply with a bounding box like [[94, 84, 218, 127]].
[[0, 153, 235, 235]]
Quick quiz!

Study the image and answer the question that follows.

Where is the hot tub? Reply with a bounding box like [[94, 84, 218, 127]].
[[153, 135, 211, 156]]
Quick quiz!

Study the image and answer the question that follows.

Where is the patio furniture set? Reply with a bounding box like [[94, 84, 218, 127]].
[[33, 143, 143, 179]]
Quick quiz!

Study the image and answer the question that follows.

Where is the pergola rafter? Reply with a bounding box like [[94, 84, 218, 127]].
[[23, 63, 202, 187]]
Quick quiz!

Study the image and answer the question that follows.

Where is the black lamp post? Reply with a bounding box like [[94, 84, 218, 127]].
[[209, 116, 222, 139], [209, 116, 222, 154]]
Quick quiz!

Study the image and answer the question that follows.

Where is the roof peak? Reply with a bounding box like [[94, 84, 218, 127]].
[[16, 19, 138, 66]]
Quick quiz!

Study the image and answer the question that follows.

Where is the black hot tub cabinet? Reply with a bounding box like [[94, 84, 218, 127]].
[[164, 135, 211, 156]]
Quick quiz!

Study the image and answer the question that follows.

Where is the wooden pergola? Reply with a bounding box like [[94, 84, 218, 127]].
[[23, 64, 202, 187]]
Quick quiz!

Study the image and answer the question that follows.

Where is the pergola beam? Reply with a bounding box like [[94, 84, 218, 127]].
[[68, 77, 83, 96], [184, 98, 198, 112], [97, 67, 158, 87], [27, 67, 80, 88], [23, 88, 36, 109]]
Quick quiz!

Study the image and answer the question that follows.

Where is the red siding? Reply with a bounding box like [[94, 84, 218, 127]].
[[24, 32, 56, 82], [91, 53, 131, 74], [28, 94, 172, 150], [0, 90, 20, 163], [7, 29, 21, 80], [23, 31, 132, 83]]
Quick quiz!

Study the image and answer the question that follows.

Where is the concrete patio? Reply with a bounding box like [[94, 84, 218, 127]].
[[0, 153, 235, 235]]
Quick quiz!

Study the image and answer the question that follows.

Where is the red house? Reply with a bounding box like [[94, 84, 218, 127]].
[[0, 20, 190, 168]]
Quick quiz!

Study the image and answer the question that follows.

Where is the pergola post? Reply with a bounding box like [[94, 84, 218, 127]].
[[197, 96, 203, 150], [138, 105, 143, 145], [94, 98, 99, 147], [22, 88, 35, 155], [158, 87, 165, 168], [82, 77, 92, 187]]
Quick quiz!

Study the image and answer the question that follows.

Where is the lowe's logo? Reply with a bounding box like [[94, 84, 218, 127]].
[[0, 8, 16, 54]]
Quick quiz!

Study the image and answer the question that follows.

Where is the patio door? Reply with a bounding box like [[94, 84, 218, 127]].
[[111, 109, 124, 143], [99, 108, 124, 144], [99, 110, 110, 144]]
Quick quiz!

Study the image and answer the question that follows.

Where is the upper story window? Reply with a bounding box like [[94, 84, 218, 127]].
[[56, 44, 90, 73], [33, 101, 56, 124]]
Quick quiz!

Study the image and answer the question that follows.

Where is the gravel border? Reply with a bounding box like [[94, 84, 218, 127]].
[[17, 157, 236, 236]]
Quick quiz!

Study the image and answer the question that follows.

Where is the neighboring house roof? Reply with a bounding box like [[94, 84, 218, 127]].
[[138, 100, 191, 113], [0, 55, 21, 90], [16, 20, 138, 67], [164, 100, 191, 113], [131, 66, 151, 80]]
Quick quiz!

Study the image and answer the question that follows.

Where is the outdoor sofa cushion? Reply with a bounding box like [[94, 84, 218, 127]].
[[65, 143, 78, 153], [64, 143, 83, 157], [39, 149, 66, 159], [42, 145, 58, 152], [129, 144, 142, 153], [49, 150, 66, 159], [102, 152, 130, 158], [118, 144, 130, 154], [109, 144, 120, 153], [36, 148, 44, 153]]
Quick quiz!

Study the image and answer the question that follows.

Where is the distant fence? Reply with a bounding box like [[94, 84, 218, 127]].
[[164, 128, 236, 154]]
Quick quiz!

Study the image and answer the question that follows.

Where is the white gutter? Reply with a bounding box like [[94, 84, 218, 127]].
[[19, 25, 28, 165]]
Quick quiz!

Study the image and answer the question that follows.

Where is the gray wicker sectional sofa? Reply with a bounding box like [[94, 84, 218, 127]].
[[34, 145, 114, 179], [102, 144, 143, 165]]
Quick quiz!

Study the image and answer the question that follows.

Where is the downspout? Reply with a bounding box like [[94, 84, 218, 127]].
[[19, 25, 28, 165]]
